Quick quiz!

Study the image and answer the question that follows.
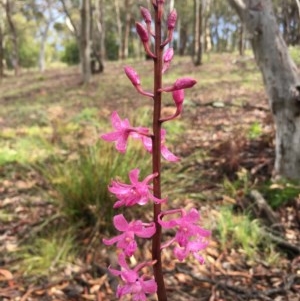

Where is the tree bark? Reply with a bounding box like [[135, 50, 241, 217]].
[[114, 0, 122, 60], [193, 0, 203, 66], [0, 11, 4, 79], [5, 0, 19, 76], [227, 0, 300, 179], [80, 0, 91, 83]]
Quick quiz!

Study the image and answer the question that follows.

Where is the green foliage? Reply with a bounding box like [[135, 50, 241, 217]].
[[248, 121, 263, 139], [222, 168, 251, 197], [61, 40, 80, 65], [40, 140, 151, 228], [105, 31, 119, 61], [216, 206, 277, 262], [289, 46, 300, 65], [20, 233, 76, 276], [259, 179, 300, 209]]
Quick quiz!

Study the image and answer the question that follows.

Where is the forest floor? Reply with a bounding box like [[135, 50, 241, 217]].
[[0, 54, 299, 301]]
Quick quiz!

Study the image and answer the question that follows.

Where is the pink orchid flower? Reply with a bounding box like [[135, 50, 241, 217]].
[[109, 253, 157, 301], [101, 111, 149, 153], [103, 214, 156, 256], [109, 169, 166, 208], [158, 208, 210, 262], [174, 237, 209, 264], [141, 129, 180, 162]]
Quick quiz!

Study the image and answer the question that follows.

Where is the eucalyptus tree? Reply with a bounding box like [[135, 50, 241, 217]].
[[227, 0, 300, 179], [25, 0, 62, 72], [4, 0, 19, 75], [0, 1, 5, 78]]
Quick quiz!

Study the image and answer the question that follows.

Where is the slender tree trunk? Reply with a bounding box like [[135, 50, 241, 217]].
[[5, 0, 19, 76], [0, 20, 3, 78], [227, 0, 300, 179], [122, 0, 131, 59], [38, 24, 50, 72], [238, 24, 244, 56], [193, 0, 203, 66], [92, 0, 104, 72], [80, 0, 91, 83], [114, 0, 122, 60]]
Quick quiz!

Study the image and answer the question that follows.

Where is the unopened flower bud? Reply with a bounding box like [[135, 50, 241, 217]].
[[173, 78, 197, 90], [167, 9, 177, 30], [163, 48, 174, 63], [160, 78, 197, 92], [136, 22, 149, 43], [124, 66, 140, 86], [140, 6, 152, 24], [172, 89, 184, 105]]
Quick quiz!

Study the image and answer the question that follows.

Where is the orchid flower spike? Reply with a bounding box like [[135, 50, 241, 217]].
[[108, 253, 157, 300], [103, 214, 156, 257], [100, 111, 149, 153], [159, 77, 197, 92], [109, 168, 166, 208]]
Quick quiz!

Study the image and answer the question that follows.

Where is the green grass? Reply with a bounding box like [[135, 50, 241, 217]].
[[20, 232, 76, 276], [39, 140, 151, 228], [216, 206, 278, 262]]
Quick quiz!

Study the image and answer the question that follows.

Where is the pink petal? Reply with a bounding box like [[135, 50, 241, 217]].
[[113, 214, 129, 231], [158, 214, 178, 229], [141, 136, 152, 152], [135, 222, 156, 238], [141, 279, 157, 294], [101, 132, 121, 142], [111, 111, 122, 129], [108, 266, 121, 277], [161, 145, 180, 162], [184, 208, 200, 223], [115, 132, 130, 153], [129, 168, 140, 184], [117, 252, 130, 270], [102, 235, 121, 246]]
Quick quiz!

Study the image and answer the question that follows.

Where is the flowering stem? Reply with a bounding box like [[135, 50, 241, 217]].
[[152, 4, 167, 301]]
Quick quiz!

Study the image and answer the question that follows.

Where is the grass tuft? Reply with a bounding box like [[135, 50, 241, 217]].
[[39, 140, 151, 228]]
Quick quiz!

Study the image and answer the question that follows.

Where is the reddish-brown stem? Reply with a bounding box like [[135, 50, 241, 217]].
[[151, 4, 167, 301]]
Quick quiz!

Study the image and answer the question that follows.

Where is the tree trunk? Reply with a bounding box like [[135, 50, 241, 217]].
[[80, 0, 91, 83], [5, 0, 19, 76], [114, 0, 122, 60], [193, 0, 203, 66], [38, 24, 50, 72], [0, 18, 3, 79], [122, 0, 132, 60], [227, 0, 300, 179], [91, 0, 104, 73]]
